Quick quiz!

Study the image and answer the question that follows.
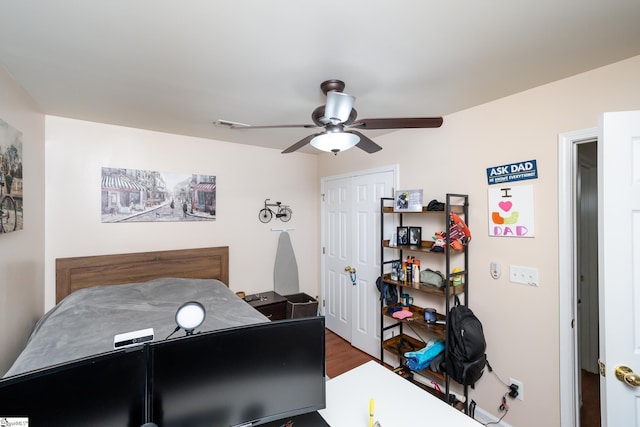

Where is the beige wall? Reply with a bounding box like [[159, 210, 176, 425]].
[[0, 66, 46, 375], [317, 55, 640, 426], [44, 117, 320, 309]]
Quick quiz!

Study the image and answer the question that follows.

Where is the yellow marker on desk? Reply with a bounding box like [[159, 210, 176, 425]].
[[369, 398, 374, 427]]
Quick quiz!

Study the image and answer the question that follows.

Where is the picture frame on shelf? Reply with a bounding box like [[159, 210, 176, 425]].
[[409, 226, 422, 246], [396, 226, 409, 245], [394, 189, 423, 212]]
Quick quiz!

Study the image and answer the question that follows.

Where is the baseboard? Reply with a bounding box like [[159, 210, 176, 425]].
[[472, 405, 514, 427]]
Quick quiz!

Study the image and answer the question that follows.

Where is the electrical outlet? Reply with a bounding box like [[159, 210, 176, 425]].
[[509, 378, 524, 401]]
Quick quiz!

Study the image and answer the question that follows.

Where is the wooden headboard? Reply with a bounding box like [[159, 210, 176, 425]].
[[55, 247, 229, 303]]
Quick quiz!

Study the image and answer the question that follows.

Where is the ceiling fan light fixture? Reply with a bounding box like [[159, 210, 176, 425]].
[[310, 132, 359, 154]]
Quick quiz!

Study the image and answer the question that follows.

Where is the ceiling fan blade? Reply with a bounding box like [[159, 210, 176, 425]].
[[281, 133, 320, 154], [350, 117, 443, 130], [325, 91, 355, 123], [349, 131, 383, 153], [230, 123, 319, 129]]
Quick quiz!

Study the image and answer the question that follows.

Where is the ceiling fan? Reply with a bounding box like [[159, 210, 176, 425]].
[[221, 79, 443, 155]]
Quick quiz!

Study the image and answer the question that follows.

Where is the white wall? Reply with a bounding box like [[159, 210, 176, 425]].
[[0, 66, 46, 376], [317, 55, 640, 426], [44, 117, 319, 309]]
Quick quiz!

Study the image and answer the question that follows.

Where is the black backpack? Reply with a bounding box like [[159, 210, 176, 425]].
[[445, 297, 487, 386]]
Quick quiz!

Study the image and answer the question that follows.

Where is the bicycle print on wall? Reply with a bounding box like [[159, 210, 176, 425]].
[[258, 199, 292, 223], [101, 167, 216, 223], [0, 117, 23, 234]]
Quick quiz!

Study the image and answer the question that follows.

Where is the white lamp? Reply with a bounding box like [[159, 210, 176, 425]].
[[310, 131, 359, 154], [175, 301, 206, 336]]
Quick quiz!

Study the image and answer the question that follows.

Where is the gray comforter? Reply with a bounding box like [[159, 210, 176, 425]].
[[4, 277, 268, 377]]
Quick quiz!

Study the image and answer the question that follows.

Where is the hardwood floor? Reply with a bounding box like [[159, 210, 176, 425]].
[[580, 369, 601, 427], [325, 329, 378, 378]]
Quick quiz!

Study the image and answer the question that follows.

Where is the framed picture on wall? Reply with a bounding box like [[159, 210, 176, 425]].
[[0, 117, 24, 234], [394, 189, 423, 212], [396, 226, 409, 245], [409, 226, 422, 246], [101, 167, 217, 223]]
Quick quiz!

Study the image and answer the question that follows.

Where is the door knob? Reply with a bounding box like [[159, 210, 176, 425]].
[[345, 266, 357, 285], [615, 366, 640, 387]]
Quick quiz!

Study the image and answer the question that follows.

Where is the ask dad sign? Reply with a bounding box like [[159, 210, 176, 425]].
[[486, 160, 538, 185]]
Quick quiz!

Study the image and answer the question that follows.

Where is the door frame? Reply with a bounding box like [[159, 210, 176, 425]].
[[558, 127, 598, 426], [319, 165, 399, 319]]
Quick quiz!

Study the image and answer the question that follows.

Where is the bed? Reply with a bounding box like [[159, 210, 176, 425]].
[[5, 246, 269, 378]]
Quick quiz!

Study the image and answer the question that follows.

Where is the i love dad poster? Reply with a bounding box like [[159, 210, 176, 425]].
[[488, 185, 535, 238]]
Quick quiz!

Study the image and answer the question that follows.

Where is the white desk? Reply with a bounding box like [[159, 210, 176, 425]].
[[319, 361, 481, 426]]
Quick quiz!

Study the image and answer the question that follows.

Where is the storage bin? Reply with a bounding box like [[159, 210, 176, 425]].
[[285, 293, 318, 318]]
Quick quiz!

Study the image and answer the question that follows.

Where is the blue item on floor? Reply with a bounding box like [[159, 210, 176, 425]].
[[404, 339, 445, 371]]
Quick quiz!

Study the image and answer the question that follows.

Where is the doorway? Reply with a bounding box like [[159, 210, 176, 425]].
[[559, 129, 600, 426], [576, 141, 600, 427]]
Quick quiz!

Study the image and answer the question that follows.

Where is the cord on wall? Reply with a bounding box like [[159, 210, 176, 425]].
[[479, 359, 517, 426], [482, 394, 509, 426]]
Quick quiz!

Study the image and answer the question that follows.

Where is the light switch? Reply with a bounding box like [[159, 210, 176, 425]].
[[509, 265, 539, 286]]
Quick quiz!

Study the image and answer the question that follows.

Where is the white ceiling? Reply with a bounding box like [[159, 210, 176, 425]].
[[1, 1, 639, 153]]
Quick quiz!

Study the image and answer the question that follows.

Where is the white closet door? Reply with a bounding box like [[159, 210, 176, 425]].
[[322, 168, 394, 357]]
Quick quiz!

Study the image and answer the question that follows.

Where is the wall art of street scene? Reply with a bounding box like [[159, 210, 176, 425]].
[[0, 118, 23, 234], [101, 167, 216, 223]]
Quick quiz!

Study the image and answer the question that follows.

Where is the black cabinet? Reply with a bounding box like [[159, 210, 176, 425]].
[[246, 291, 287, 320]]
